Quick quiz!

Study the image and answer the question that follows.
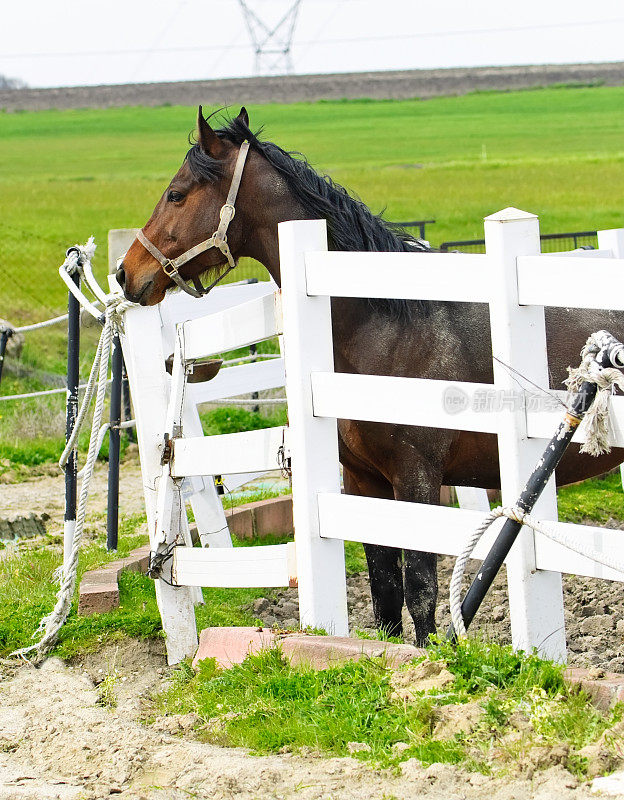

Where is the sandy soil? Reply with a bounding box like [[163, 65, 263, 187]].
[[1, 452, 146, 538], [0, 639, 614, 800]]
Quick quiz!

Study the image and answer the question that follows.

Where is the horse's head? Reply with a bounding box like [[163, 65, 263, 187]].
[[117, 106, 253, 305]]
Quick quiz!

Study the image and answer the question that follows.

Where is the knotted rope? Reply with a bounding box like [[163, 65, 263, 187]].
[[12, 244, 134, 661], [564, 330, 624, 456]]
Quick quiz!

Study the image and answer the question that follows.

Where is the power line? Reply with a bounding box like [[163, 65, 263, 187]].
[[1, 17, 623, 61]]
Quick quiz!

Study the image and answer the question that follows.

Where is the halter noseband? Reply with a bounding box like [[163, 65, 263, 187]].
[[135, 141, 250, 298]]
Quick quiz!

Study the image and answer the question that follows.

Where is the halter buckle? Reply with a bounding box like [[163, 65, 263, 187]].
[[162, 260, 179, 278], [219, 203, 236, 222]]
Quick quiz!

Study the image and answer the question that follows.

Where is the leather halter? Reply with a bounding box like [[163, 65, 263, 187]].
[[135, 141, 250, 298]]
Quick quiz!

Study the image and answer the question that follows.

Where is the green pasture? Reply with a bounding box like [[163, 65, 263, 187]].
[[3, 85, 624, 329], [2, 84, 624, 455]]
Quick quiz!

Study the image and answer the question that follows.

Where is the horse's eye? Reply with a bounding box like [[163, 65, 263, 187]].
[[167, 190, 185, 203]]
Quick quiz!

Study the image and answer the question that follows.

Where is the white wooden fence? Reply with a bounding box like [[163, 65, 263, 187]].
[[109, 227, 289, 664], [278, 209, 624, 663], [113, 210, 624, 666]]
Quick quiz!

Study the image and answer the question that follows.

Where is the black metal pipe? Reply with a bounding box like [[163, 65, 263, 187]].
[[0, 328, 12, 389], [106, 333, 123, 551], [64, 267, 81, 562], [447, 334, 624, 641]]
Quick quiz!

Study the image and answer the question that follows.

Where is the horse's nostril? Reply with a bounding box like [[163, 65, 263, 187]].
[[116, 265, 126, 288]]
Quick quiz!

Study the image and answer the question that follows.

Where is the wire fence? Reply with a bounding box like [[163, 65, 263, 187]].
[[439, 230, 599, 254]]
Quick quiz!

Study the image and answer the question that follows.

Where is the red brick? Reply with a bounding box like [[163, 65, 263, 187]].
[[192, 627, 423, 671], [78, 543, 151, 617], [78, 582, 119, 615], [253, 496, 293, 537], [225, 508, 254, 540], [117, 544, 150, 573], [280, 635, 423, 669], [565, 667, 624, 711], [192, 626, 278, 669]]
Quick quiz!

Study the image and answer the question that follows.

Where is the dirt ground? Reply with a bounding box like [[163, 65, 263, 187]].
[[3, 468, 624, 798], [4, 461, 624, 670], [0, 639, 615, 800]]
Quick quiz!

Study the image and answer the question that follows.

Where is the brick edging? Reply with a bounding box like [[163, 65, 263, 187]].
[[192, 627, 425, 670], [77, 496, 292, 615], [78, 545, 150, 615], [224, 495, 293, 540]]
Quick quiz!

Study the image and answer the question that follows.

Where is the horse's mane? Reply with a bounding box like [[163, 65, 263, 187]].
[[186, 116, 432, 319]]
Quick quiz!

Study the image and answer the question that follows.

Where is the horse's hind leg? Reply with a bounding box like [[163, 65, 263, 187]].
[[343, 467, 404, 637], [363, 544, 404, 638]]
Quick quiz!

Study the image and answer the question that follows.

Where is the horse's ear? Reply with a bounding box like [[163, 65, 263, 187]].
[[236, 106, 250, 128], [197, 105, 223, 156]]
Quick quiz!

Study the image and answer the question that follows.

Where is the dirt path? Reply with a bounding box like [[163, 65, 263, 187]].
[[1, 454, 146, 537], [0, 641, 612, 800]]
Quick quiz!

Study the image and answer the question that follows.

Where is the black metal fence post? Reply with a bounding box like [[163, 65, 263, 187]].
[[0, 328, 13, 390], [106, 333, 122, 551], [64, 267, 81, 567]]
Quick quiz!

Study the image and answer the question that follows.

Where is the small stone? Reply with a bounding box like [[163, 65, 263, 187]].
[[391, 742, 411, 755], [253, 598, 271, 614], [492, 605, 506, 623], [347, 742, 372, 754], [587, 667, 606, 680], [580, 615, 614, 636]]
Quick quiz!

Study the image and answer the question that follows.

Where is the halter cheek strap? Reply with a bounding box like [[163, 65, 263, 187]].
[[135, 140, 250, 298]]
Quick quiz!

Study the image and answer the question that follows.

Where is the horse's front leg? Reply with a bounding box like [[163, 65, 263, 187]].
[[342, 466, 404, 637], [391, 450, 448, 646]]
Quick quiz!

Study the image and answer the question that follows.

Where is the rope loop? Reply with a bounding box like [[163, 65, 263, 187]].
[[449, 503, 624, 639], [12, 241, 136, 661]]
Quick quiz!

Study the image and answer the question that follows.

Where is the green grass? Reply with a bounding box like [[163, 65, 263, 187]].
[[4, 85, 624, 454], [155, 636, 622, 776], [3, 86, 624, 346], [557, 470, 624, 524]]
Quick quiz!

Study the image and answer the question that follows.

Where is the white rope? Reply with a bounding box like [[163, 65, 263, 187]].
[[0, 381, 110, 403], [84, 419, 136, 474], [12, 314, 69, 334], [449, 505, 624, 637], [565, 330, 624, 456], [450, 330, 624, 637], [12, 242, 135, 661]]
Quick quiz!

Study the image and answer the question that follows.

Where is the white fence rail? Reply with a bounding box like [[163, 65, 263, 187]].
[[110, 228, 287, 664], [278, 209, 624, 663], [116, 213, 624, 666]]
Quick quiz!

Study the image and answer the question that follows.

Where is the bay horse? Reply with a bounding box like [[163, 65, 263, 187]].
[[117, 106, 624, 644]]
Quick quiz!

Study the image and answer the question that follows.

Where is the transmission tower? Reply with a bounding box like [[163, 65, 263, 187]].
[[237, 0, 303, 76]]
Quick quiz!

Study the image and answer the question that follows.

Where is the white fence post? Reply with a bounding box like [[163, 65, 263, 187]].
[[279, 219, 349, 635], [485, 207, 567, 661], [120, 305, 199, 664]]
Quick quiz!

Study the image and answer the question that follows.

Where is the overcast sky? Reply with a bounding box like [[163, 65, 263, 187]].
[[2, 0, 624, 89]]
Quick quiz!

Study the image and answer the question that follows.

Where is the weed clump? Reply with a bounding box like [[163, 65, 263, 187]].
[[156, 637, 624, 778]]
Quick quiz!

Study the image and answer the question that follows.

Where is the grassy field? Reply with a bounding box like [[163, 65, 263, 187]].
[[3, 85, 624, 328], [1, 84, 624, 454]]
